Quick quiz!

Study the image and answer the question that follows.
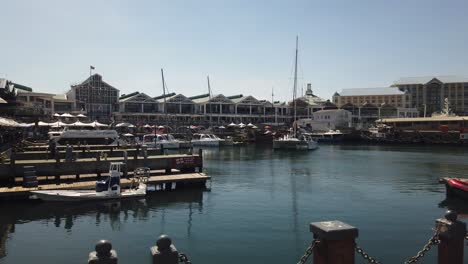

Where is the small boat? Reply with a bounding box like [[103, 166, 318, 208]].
[[308, 130, 344, 143], [440, 178, 468, 200], [273, 134, 318, 150], [191, 133, 221, 147], [30, 163, 146, 202], [142, 134, 181, 149]]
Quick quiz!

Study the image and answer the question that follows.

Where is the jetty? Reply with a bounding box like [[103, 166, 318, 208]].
[[0, 141, 210, 200]]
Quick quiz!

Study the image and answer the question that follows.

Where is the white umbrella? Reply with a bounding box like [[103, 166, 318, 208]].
[[0, 97, 7, 104], [53, 113, 61, 117], [128, 124, 135, 128], [0, 117, 19, 127], [123, 133, 134, 137], [219, 126, 226, 129], [76, 114, 87, 118], [60, 113, 74, 118], [158, 125, 165, 129], [18, 123, 35, 128], [143, 124, 152, 128], [228, 122, 237, 127], [247, 123, 254, 127], [238, 122, 246, 128], [72, 121, 93, 127], [252, 125, 258, 129], [92, 121, 108, 127]]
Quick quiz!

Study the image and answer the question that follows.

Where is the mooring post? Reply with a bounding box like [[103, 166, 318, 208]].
[[96, 153, 101, 178], [436, 210, 466, 264], [310, 220, 358, 264], [198, 148, 203, 172], [88, 240, 118, 264], [150, 235, 179, 264]]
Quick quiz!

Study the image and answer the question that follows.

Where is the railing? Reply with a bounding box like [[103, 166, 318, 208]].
[[87, 210, 466, 264]]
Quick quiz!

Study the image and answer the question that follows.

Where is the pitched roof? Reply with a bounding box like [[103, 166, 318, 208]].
[[339, 87, 404, 96], [393, 76, 468, 85]]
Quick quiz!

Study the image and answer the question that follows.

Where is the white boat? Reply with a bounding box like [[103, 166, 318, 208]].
[[142, 134, 180, 149], [191, 133, 221, 147], [273, 134, 318, 150], [308, 130, 344, 143], [50, 127, 120, 146], [272, 36, 318, 151], [30, 163, 146, 202]]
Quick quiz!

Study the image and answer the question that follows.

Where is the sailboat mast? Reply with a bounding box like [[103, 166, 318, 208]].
[[161, 68, 168, 127], [207, 76, 212, 128], [293, 36, 298, 136]]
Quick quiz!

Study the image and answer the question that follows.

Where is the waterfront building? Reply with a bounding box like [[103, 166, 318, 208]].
[[332, 87, 418, 125], [66, 74, 119, 121], [392, 76, 468, 116], [298, 109, 352, 131]]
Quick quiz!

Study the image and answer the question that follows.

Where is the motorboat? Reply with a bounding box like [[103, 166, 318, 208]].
[[191, 133, 221, 147], [273, 134, 318, 150], [440, 178, 468, 200], [142, 134, 180, 149], [219, 136, 234, 146], [30, 163, 147, 202], [308, 130, 344, 143]]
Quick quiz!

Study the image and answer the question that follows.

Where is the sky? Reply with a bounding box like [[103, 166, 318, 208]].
[[1, 0, 468, 102]]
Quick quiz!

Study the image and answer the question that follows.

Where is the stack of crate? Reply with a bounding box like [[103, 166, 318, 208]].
[[23, 165, 38, 188]]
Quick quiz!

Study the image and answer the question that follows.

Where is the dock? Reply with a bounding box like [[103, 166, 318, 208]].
[[0, 171, 210, 200]]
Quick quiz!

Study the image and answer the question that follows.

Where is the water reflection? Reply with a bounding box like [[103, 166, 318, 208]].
[[0, 190, 205, 260]]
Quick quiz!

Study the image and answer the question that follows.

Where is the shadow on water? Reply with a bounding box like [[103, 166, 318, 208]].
[[439, 197, 468, 218], [0, 190, 206, 260]]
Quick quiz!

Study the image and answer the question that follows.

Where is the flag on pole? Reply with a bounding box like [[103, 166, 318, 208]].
[[90, 65, 95, 70]]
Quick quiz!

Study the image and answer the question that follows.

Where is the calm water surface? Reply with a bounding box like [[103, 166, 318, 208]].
[[1, 144, 468, 264]]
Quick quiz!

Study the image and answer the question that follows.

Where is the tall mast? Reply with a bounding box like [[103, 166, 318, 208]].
[[207, 76, 212, 128], [293, 36, 298, 136], [161, 68, 168, 127]]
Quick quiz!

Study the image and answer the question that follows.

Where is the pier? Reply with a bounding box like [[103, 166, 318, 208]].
[[0, 140, 208, 200]]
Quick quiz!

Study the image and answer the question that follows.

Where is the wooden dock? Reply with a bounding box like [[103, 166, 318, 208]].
[[0, 171, 210, 200]]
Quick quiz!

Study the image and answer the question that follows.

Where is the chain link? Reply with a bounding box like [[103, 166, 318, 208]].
[[296, 240, 319, 264], [355, 245, 381, 264], [403, 223, 441, 264], [179, 253, 191, 264]]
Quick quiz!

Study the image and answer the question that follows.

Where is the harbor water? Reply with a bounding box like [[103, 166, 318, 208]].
[[1, 144, 468, 264]]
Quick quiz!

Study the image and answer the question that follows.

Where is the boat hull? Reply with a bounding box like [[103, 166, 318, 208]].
[[30, 188, 146, 202], [444, 178, 468, 200], [273, 140, 318, 150]]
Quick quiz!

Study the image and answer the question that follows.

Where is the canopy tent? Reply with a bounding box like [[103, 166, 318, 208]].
[[0, 117, 19, 127], [60, 113, 74, 118], [17, 123, 35, 128], [116, 122, 134, 127], [91, 121, 108, 127]]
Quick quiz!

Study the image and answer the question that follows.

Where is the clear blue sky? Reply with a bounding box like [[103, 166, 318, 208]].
[[2, 0, 468, 102]]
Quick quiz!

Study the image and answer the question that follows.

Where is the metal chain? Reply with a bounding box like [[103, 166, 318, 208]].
[[179, 253, 191, 264], [296, 240, 319, 264], [355, 245, 381, 264], [403, 223, 441, 264]]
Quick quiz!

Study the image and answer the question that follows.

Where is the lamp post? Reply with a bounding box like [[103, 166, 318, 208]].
[[423, 104, 427, 118]]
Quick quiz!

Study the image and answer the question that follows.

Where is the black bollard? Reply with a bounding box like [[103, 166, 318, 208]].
[[88, 240, 117, 264], [150, 235, 179, 264]]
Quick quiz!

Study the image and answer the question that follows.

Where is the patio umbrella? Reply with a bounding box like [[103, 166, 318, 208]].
[[0, 97, 7, 104], [92, 121, 108, 127], [128, 124, 135, 128], [53, 113, 61, 117], [247, 123, 254, 127], [76, 114, 87, 118], [238, 122, 246, 128], [228, 122, 237, 127], [219, 126, 226, 129], [143, 124, 152, 128], [158, 125, 165, 129], [252, 125, 258, 129], [60, 113, 74, 118], [123, 133, 134, 137]]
